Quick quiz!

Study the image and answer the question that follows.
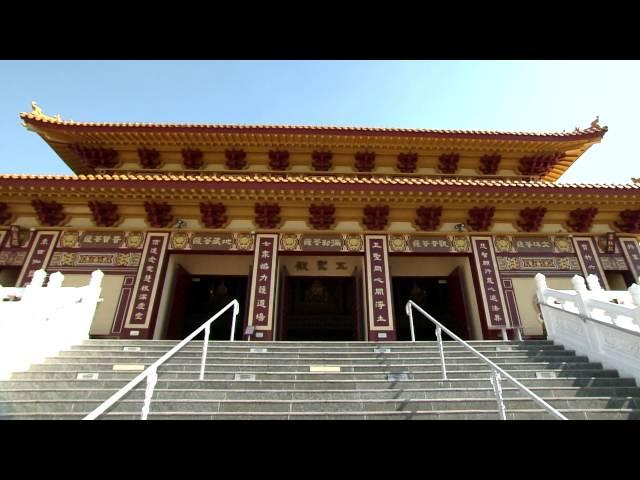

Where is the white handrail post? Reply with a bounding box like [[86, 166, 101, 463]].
[[230, 300, 240, 342], [200, 324, 210, 381], [405, 302, 416, 342], [629, 284, 640, 328], [435, 326, 447, 380], [141, 367, 158, 420], [490, 368, 507, 420]]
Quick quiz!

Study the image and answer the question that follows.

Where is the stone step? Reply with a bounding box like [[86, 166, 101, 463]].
[[71, 343, 567, 352], [2, 385, 640, 402], [9, 368, 620, 381], [5, 409, 640, 420], [59, 349, 575, 359], [30, 360, 603, 372], [2, 376, 635, 391], [43, 355, 588, 367], [1, 396, 638, 414], [82, 340, 556, 347]]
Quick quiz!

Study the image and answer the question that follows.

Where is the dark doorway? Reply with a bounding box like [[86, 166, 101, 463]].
[[280, 276, 358, 341], [166, 273, 248, 340], [0, 267, 21, 287], [392, 269, 470, 341]]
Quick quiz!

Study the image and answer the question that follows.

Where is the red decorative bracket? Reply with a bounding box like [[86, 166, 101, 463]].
[[182, 148, 204, 170], [0, 203, 11, 225], [467, 206, 495, 231], [69, 144, 118, 170], [615, 209, 640, 233], [355, 152, 376, 172], [479, 154, 501, 175], [225, 149, 247, 170], [517, 207, 547, 232], [138, 148, 161, 169], [32, 199, 66, 226], [567, 207, 598, 233], [397, 153, 418, 173], [415, 206, 443, 231], [88, 201, 120, 227], [518, 153, 563, 177], [269, 151, 290, 171], [438, 153, 459, 174], [309, 204, 335, 230], [363, 205, 389, 230], [144, 201, 173, 228], [200, 202, 228, 229], [255, 203, 281, 229], [312, 151, 333, 171]]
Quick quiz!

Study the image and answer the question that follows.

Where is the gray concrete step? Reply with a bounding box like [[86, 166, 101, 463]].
[[1, 376, 635, 391], [5, 409, 640, 420], [2, 385, 639, 402], [8, 368, 621, 381], [1, 396, 639, 415]]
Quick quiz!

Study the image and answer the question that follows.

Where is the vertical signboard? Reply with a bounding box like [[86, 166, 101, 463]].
[[471, 236, 512, 330], [619, 237, 640, 282], [572, 237, 609, 290], [17, 231, 60, 286], [123, 232, 169, 338], [364, 235, 395, 341], [247, 234, 278, 341]]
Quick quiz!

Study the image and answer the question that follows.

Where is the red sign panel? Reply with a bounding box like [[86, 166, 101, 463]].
[[247, 234, 278, 341], [17, 232, 59, 286], [365, 235, 395, 341], [471, 237, 511, 329], [572, 237, 609, 289]]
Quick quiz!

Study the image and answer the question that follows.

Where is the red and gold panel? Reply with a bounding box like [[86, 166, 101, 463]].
[[387, 235, 471, 254], [572, 237, 609, 289], [168, 232, 254, 252], [619, 237, 640, 282], [0, 227, 34, 267], [471, 237, 512, 330], [278, 233, 364, 253], [364, 235, 395, 341], [16, 231, 60, 286], [246, 234, 278, 340], [122, 233, 170, 338]]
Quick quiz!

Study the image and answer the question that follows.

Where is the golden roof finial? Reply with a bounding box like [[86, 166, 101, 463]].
[[31, 101, 43, 117], [28, 101, 62, 122]]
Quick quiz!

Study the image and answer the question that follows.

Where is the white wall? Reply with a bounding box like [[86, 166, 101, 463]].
[[511, 276, 574, 336], [60, 273, 125, 336]]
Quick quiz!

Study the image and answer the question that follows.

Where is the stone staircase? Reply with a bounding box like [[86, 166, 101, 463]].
[[1, 339, 639, 420]]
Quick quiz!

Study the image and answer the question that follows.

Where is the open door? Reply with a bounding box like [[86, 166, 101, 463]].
[[276, 266, 289, 340], [164, 264, 190, 339], [447, 266, 471, 340]]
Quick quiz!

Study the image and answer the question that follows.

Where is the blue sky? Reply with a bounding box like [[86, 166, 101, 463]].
[[0, 60, 638, 183]]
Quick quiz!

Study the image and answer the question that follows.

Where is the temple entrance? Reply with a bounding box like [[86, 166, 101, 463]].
[[166, 271, 248, 340], [392, 267, 471, 341], [278, 276, 359, 341]]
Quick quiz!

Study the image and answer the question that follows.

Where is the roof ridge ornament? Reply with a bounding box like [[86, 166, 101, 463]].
[[590, 116, 600, 128], [28, 101, 62, 122]]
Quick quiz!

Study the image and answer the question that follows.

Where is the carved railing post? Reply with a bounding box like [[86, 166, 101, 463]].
[[48, 271, 64, 289], [629, 284, 640, 328]]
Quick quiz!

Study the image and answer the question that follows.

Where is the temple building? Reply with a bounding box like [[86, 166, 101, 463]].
[[1, 104, 639, 344]]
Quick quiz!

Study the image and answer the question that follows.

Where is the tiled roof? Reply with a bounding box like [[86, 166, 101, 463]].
[[20, 112, 608, 141], [0, 173, 636, 191]]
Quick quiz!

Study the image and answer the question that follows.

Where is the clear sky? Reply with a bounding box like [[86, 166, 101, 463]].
[[0, 60, 638, 183]]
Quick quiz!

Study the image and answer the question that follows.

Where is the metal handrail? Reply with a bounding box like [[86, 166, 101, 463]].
[[405, 300, 567, 420], [84, 299, 240, 420]]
